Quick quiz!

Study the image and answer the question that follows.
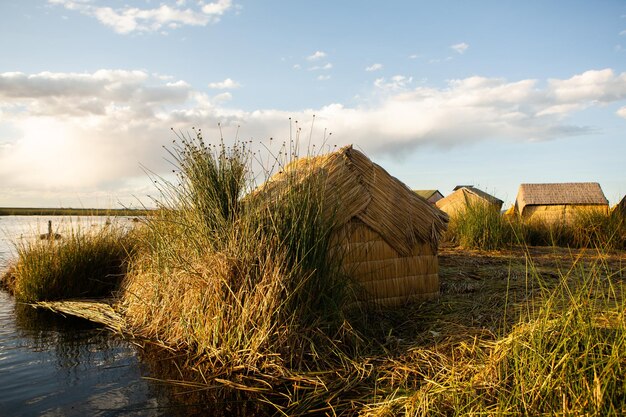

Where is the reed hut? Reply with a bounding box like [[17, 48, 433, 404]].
[[414, 189, 444, 204], [253, 145, 448, 307], [514, 182, 609, 224], [435, 186, 503, 217]]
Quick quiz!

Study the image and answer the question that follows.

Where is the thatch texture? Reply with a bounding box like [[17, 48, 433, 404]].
[[334, 220, 439, 305], [436, 186, 503, 218], [253, 145, 448, 306], [414, 189, 444, 204], [522, 204, 608, 224], [515, 183, 609, 223], [35, 299, 125, 333]]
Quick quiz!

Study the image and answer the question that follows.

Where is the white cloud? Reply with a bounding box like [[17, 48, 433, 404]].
[[3, 68, 626, 205], [309, 63, 333, 71], [543, 68, 626, 114], [48, 0, 234, 34], [201, 0, 232, 15], [213, 92, 233, 102], [450, 42, 469, 54], [620, 29, 626, 36], [207, 78, 241, 89], [374, 75, 413, 91], [293, 64, 301, 70], [306, 51, 327, 61], [365, 63, 383, 72], [317, 75, 331, 81]]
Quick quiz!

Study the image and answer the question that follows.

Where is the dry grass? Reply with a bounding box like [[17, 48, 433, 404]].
[[4, 223, 136, 302], [106, 245, 626, 415], [17, 214, 626, 415], [447, 203, 626, 251], [119, 130, 357, 380]]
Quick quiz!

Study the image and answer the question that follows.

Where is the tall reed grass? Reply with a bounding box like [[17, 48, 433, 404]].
[[7, 223, 135, 302], [363, 249, 626, 416], [120, 130, 356, 373], [448, 204, 626, 251], [445, 201, 512, 250]]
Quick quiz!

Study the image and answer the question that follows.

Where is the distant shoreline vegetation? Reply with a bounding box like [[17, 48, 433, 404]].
[[0, 207, 154, 216]]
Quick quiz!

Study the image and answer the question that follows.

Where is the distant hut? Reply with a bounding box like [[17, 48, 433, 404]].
[[435, 186, 503, 217], [514, 182, 609, 224], [414, 189, 444, 205], [253, 145, 449, 307]]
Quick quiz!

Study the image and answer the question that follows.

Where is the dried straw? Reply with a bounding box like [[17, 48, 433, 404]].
[[34, 298, 125, 333]]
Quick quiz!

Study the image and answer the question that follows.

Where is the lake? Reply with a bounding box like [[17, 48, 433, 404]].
[[0, 216, 252, 416]]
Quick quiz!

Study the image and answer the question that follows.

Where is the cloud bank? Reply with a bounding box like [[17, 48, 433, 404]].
[[1, 68, 626, 205]]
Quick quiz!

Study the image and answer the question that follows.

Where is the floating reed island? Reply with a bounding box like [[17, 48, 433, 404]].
[[2, 130, 625, 415]]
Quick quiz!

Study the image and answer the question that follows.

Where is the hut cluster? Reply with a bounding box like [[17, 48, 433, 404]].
[[258, 145, 623, 307], [418, 182, 616, 225]]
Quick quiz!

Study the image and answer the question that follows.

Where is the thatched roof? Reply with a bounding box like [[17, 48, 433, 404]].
[[453, 185, 474, 191], [253, 145, 448, 256], [414, 189, 443, 202], [414, 189, 437, 199], [436, 186, 503, 215], [459, 186, 503, 206], [516, 182, 609, 214]]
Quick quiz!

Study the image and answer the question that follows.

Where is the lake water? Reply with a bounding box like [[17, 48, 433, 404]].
[[0, 216, 244, 416]]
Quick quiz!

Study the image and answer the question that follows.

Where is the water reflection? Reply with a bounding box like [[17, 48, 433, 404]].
[[2, 294, 274, 416], [1, 291, 164, 416], [13, 303, 124, 385], [136, 345, 274, 417]]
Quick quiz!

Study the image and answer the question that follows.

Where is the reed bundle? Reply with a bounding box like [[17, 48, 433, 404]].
[[34, 298, 125, 333]]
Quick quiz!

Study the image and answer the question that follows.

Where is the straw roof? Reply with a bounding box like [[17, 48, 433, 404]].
[[453, 185, 474, 191], [414, 189, 438, 199], [253, 145, 448, 256], [515, 182, 608, 215], [461, 186, 503, 207], [414, 189, 443, 202], [436, 186, 503, 216]]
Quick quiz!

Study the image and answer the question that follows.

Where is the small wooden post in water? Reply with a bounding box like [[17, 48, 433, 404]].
[[40, 220, 61, 240]]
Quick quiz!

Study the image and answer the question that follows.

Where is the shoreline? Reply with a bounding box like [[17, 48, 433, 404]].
[[0, 207, 153, 216]]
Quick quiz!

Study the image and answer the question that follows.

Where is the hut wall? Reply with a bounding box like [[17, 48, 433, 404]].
[[334, 220, 439, 306], [522, 204, 608, 224]]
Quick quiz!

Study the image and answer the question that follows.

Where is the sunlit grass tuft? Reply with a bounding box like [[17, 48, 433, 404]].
[[447, 204, 626, 251], [120, 129, 356, 376], [9, 224, 135, 302]]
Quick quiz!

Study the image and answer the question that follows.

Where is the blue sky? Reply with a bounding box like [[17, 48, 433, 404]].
[[1, 0, 625, 208]]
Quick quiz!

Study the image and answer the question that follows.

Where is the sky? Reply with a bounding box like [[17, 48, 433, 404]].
[[0, 0, 625, 208]]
